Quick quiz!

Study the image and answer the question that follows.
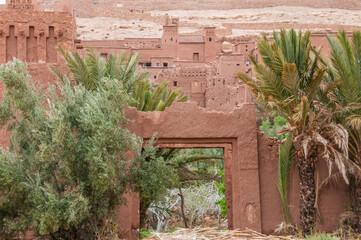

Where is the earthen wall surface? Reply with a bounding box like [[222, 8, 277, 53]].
[[257, 132, 349, 233], [3, 0, 72, 12], [156, 67, 209, 106], [121, 103, 350, 239], [0, 11, 75, 64], [125, 102, 262, 238], [0, 0, 76, 144]]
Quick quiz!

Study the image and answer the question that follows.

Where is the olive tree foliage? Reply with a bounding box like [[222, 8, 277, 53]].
[[0, 59, 167, 239], [147, 189, 181, 232], [146, 182, 222, 232], [182, 181, 222, 228]]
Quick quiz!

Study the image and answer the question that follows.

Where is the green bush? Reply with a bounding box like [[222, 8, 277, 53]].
[[260, 116, 288, 140], [140, 229, 152, 239], [0, 59, 164, 239], [215, 170, 227, 216], [305, 233, 336, 240]]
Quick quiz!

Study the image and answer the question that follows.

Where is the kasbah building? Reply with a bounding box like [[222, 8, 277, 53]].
[[0, 0, 342, 112], [0, 0, 354, 239]]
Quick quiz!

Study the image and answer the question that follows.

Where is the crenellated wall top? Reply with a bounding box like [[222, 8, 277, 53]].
[[0, 0, 72, 13]]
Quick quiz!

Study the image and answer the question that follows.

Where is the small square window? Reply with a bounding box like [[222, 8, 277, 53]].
[[154, 75, 157, 79], [146, 62, 151, 67], [209, 37, 212, 42], [163, 62, 168, 67], [173, 81, 178, 86], [100, 53, 108, 59], [156, 63, 160, 67]]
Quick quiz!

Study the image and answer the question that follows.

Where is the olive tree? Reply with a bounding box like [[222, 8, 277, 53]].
[[0, 59, 167, 239]]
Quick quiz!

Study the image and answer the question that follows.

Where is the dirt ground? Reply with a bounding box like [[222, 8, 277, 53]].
[[75, 4, 361, 41]]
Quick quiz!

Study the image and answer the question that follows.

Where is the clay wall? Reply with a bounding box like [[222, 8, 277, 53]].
[[161, 25, 179, 58], [311, 32, 333, 57], [156, 67, 209, 106], [118, 102, 350, 239], [257, 132, 349, 233], [218, 54, 247, 78], [0, 0, 76, 66], [76, 24, 222, 80], [172, 61, 209, 67], [257, 133, 283, 233], [79, 40, 126, 48], [204, 27, 221, 62], [205, 75, 252, 112], [125, 102, 262, 237], [133, 48, 164, 61], [124, 38, 161, 49], [3, 0, 72, 13], [150, 57, 174, 68], [0, 0, 75, 145], [0, 11, 75, 64], [179, 35, 204, 43], [235, 41, 257, 56], [178, 42, 205, 61], [204, 53, 253, 111]]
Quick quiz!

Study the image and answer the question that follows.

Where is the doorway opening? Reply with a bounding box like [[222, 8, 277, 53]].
[[139, 146, 230, 235]]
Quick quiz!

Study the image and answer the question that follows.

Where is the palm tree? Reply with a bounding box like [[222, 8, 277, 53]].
[[53, 48, 188, 111], [237, 29, 353, 235], [131, 80, 187, 112], [321, 31, 361, 232]]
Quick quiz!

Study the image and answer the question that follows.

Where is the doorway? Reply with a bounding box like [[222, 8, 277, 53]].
[[139, 143, 233, 237]]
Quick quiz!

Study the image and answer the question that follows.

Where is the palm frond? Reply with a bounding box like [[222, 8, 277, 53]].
[[277, 133, 295, 223], [169, 154, 222, 168], [282, 63, 299, 95], [53, 48, 188, 112]]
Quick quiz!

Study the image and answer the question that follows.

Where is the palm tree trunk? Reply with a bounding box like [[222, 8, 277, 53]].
[[298, 155, 316, 235]]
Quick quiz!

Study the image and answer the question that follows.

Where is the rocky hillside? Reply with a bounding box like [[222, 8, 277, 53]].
[[73, 0, 361, 17], [73, 0, 361, 40]]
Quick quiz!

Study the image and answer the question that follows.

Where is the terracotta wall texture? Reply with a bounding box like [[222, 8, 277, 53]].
[[0, 1, 352, 239]]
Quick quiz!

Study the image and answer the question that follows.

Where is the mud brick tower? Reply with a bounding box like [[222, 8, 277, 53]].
[[0, 0, 76, 83]]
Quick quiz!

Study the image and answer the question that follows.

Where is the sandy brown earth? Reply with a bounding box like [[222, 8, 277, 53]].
[[73, 0, 361, 17], [76, 5, 361, 40]]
